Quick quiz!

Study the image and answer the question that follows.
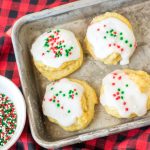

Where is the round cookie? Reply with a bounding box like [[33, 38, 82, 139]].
[[100, 69, 150, 118], [42, 78, 98, 131], [85, 12, 137, 65], [31, 29, 83, 81]]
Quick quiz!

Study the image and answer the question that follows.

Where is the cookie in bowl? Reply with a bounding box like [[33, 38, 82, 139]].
[[85, 12, 137, 65], [100, 69, 150, 118], [42, 78, 98, 131], [31, 29, 83, 81]]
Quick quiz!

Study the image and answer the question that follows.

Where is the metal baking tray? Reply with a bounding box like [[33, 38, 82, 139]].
[[12, 0, 150, 148]]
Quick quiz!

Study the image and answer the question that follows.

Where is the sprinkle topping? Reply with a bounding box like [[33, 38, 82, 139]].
[[0, 93, 17, 146]]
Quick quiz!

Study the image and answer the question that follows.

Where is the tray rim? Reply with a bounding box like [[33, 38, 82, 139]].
[[11, 0, 150, 148]]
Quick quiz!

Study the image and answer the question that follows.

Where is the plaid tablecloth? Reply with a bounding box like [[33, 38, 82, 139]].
[[1, 0, 150, 149]]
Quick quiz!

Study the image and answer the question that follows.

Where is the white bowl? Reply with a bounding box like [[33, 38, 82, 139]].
[[0, 75, 26, 150]]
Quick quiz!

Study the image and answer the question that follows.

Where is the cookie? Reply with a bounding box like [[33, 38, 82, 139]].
[[42, 78, 98, 131], [100, 69, 150, 118], [31, 29, 83, 81], [85, 12, 136, 65]]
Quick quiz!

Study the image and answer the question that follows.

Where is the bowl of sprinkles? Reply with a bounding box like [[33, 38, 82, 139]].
[[0, 75, 26, 150]]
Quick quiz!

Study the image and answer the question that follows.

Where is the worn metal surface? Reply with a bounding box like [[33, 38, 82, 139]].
[[12, 0, 150, 148]]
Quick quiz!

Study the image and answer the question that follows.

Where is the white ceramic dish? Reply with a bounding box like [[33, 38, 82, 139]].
[[0, 75, 26, 150]]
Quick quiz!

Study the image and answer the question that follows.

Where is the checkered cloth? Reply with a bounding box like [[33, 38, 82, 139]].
[[1, 0, 150, 149]]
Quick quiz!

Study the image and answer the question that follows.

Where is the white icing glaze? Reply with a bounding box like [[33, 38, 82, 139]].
[[86, 17, 136, 65], [42, 78, 84, 127], [31, 29, 81, 68], [100, 70, 148, 117]]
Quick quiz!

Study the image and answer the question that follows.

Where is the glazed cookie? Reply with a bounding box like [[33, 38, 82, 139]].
[[31, 29, 83, 81], [42, 78, 98, 131], [100, 69, 150, 118], [85, 12, 136, 65]]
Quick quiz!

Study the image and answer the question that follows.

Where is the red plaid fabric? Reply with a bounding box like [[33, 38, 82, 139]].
[[1, 0, 150, 149]]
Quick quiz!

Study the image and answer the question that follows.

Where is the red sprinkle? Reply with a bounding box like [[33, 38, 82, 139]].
[[117, 45, 120, 49], [125, 108, 129, 111], [49, 98, 52, 101], [112, 83, 115, 86], [42, 53, 45, 56], [104, 25, 106, 27], [113, 43, 116, 46], [113, 94, 116, 97], [97, 28, 100, 31], [116, 96, 120, 100], [61, 106, 64, 109], [74, 89, 76, 91], [121, 48, 124, 52], [57, 100, 60, 103], [123, 102, 126, 105], [114, 32, 117, 34], [116, 92, 119, 95], [109, 44, 111, 47], [118, 76, 122, 80]]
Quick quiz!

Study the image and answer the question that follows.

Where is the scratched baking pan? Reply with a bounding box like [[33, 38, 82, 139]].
[[12, 0, 150, 148]]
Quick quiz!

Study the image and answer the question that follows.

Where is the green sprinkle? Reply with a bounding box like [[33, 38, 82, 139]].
[[121, 91, 124, 94], [120, 37, 123, 40], [126, 84, 129, 87], [118, 88, 121, 91], [50, 35, 54, 38], [63, 94, 66, 97], [69, 90, 72, 94], [111, 34, 113, 36], [59, 91, 62, 93], [106, 31, 109, 34], [56, 93, 58, 96], [67, 110, 71, 113], [125, 40, 128, 43], [121, 96, 124, 99], [75, 92, 78, 95], [50, 87, 54, 90], [120, 32, 123, 35], [53, 100, 55, 102], [110, 29, 114, 32], [44, 43, 49, 47], [129, 44, 132, 47], [104, 36, 107, 39], [57, 103, 60, 107], [57, 29, 60, 32]]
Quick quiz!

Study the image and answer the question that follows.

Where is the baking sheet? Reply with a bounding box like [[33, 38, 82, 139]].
[[12, 0, 150, 148]]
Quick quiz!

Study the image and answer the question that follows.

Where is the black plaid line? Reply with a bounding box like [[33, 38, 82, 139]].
[[12, 0, 21, 2], [39, 147, 47, 150], [4, 25, 11, 32], [46, 0, 56, 5], [5, 70, 13, 79], [9, 10, 18, 18], [0, 36, 4, 46], [7, 53, 16, 62], [61, 0, 70, 2], [148, 135, 150, 142], [140, 126, 149, 130], [30, 0, 38, 4], [116, 134, 126, 142], [16, 142, 24, 150], [26, 12, 33, 15], [126, 148, 135, 150], [28, 143, 35, 150], [72, 142, 86, 149]]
